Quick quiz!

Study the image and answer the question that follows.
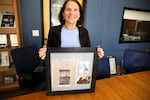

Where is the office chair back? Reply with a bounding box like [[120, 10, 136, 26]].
[[11, 45, 41, 75], [97, 57, 110, 79], [11, 45, 46, 91], [123, 49, 150, 73]]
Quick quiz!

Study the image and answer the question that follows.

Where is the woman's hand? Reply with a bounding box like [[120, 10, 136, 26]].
[[97, 45, 104, 58], [38, 45, 47, 60]]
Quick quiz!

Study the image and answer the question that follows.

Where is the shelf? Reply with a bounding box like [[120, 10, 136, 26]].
[[0, 47, 17, 50], [0, 27, 16, 33], [0, 0, 13, 6], [0, 0, 13, 13], [0, 0, 22, 93], [0, 67, 19, 93], [0, 81, 19, 93]]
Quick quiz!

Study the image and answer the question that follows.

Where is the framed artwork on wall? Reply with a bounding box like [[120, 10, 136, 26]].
[[45, 47, 97, 95], [119, 7, 150, 43], [51, 0, 66, 26], [50, 0, 86, 27], [42, 0, 87, 45]]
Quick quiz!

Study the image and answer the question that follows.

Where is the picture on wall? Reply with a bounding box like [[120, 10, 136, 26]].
[[119, 7, 150, 43], [50, 0, 86, 26], [43, 0, 86, 44], [51, 0, 66, 26]]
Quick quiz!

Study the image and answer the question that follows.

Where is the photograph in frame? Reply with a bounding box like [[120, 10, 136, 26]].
[[108, 56, 117, 75], [45, 47, 97, 95]]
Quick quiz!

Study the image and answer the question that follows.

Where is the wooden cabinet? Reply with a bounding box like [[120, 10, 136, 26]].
[[0, 0, 22, 92], [0, 0, 23, 48], [0, 67, 19, 93]]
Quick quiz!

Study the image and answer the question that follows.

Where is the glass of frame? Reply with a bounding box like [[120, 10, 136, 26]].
[[45, 47, 97, 95], [119, 7, 150, 43]]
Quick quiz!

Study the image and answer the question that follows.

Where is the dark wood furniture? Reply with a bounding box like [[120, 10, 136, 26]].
[[0, 67, 19, 93], [0, 0, 22, 93]]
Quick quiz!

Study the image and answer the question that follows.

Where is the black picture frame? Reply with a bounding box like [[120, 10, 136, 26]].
[[119, 7, 150, 43], [1, 14, 15, 27], [45, 47, 97, 95]]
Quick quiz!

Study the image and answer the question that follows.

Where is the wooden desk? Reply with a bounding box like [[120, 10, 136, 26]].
[[6, 71, 150, 100]]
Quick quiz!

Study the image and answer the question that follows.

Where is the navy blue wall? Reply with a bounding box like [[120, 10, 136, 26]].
[[85, 0, 150, 64], [20, 0, 43, 48], [20, 0, 150, 64]]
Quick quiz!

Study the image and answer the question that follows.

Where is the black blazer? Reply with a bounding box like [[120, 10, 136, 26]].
[[47, 25, 91, 47]]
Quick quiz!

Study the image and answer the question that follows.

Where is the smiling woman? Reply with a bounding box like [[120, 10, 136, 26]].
[[42, 0, 86, 45]]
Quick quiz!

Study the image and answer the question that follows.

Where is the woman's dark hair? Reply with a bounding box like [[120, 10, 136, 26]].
[[58, 0, 84, 27]]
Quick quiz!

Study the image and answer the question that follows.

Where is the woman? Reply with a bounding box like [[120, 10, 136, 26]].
[[39, 0, 104, 60]]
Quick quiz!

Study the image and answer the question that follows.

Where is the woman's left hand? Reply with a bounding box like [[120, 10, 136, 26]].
[[97, 45, 104, 58]]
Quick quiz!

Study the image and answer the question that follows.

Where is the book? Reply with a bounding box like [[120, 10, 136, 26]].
[[0, 13, 3, 26], [0, 34, 7, 48], [0, 51, 10, 67], [1, 14, 15, 27], [10, 34, 18, 46]]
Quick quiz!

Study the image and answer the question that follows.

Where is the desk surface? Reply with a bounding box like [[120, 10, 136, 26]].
[[6, 71, 150, 100]]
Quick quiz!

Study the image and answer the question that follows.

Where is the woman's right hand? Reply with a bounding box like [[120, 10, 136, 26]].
[[38, 45, 47, 60]]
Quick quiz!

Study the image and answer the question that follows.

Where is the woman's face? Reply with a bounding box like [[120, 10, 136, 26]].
[[63, 1, 80, 25]]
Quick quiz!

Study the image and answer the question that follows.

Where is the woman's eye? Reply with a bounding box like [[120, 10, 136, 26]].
[[65, 8, 71, 11]]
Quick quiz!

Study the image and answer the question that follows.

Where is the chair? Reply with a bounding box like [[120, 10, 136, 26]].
[[96, 57, 110, 79], [10, 45, 45, 92], [123, 49, 150, 74]]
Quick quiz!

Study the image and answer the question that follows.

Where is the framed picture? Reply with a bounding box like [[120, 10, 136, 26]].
[[1, 14, 15, 27], [108, 56, 117, 74], [0, 34, 7, 48], [45, 47, 97, 95], [50, 0, 86, 27], [119, 7, 150, 43], [42, 0, 87, 44], [51, 0, 66, 26], [0, 51, 10, 67], [3, 75, 15, 84]]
